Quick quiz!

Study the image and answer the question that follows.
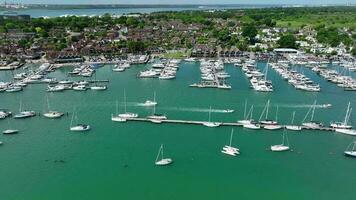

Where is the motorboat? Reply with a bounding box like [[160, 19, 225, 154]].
[[142, 92, 158, 106]]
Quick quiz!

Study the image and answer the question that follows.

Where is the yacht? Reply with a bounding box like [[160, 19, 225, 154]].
[[69, 107, 90, 132], [302, 101, 323, 129], [73, 85, 87, 91], [3, 129, 19, 134], [285, 111, 302, 131], [147, 105, 167, 120], [221, 129, 240, 156], [155, 144, 173, 166], [90, 85, 107, 90], [202, 107, 221, 128], [259, 100, 278, 125], [142, 92, 158, 106], [237, 103, 255, 125], [344, 141, 356, 157], [43, 96, 64, 119], [243, 123, 261, 129], [0, 110, 12, 119], [117, 90, 138, 118], [330, 102, 352, 129], [14, 111, 36, 119], [6, 86, 22, 93], [271, 131, 290, 152], [47, 85, 65, 92]]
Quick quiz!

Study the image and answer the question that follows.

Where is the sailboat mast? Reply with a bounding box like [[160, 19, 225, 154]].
[[243, 100, 247, 119], [208, 106, 212, 122], [124, 89, 127, 113], [344, 102, 351, 125], [291, 111, 296, 124], [229, 129, 234, 146], [275, 106, 279, 122], [265, 100, 270, 120], [116, 100, 118, 115], [311, 101, 316, 121]]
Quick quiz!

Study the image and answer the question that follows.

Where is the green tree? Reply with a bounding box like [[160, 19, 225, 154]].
[[241, 24, 257, 44], [277, 34, 298, 49]]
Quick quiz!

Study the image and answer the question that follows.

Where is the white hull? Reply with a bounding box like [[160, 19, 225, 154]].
[[111, 116, 127, 122], [202, 122, 221, 127], [335, 129, 356, 136], [271, 145, 290, 152], [243, 124, 261, 129], [3, 129, 19, 134], [264, 125, 282, 130], [43, 111, 64, 118], [155, 158, 173, 166], [70, 125, 90, 132], [285, 125, 302, 131]]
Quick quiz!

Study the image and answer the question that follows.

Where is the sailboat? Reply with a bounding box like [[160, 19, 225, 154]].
[[43, 95, 64, 119], [330, 102, 352, 129], [202, 106, 221, 127], [69, 108, 90, 132], [13, 100, 36, 119], [147, 104, 167, 121], [302, 101, 323, 128], [344, 141, 356, 157], [259, 100, 278, 125], [118, 89, 139, 118], [238, 100, 254, 125], [143, 91, 158, 106], [285, 111, 302, 131], [90, 71, 107, 90], [264, 106, 282, 130], [2, 118, 19, 134], [240, 105, 261, 129], [111, 100, 127, 122], [155, 144, 173, 166], [271, 131, 290, 152], [221, 129, 240, 156]]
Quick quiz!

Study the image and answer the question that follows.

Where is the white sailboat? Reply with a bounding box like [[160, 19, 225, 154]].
[[69, 108, 90, 132], [344, 141, 356, 157], [118, 89, 138, 118], [143, 91, 158, 106], [240, 105, 261, 129], [202, 106, 221, 127], [43, 95, 64, 119], [264, 106, 282, 130], [285, 111, 302, 131], [271, 131, 290, 152], [259, 100, 278, 125], [302, 101, 323, 128], [155, 144, 173, 166], [147, 104, 167, 121], [330, 102, 352, 129], [13, 100, 36, 119], [237, 101, 253, 125], [221, 129, 240, 156], [111, 100, 127, 122], [90, 72, 107, 90], [2, 118, 19, 135]]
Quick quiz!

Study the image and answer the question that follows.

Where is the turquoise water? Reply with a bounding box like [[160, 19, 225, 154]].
[[0, 62, 356, 199]]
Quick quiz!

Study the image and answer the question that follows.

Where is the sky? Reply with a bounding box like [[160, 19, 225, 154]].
[[3, 0, 355, 4]]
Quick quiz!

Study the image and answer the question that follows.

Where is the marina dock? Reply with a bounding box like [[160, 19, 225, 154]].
[[122, 117, 335, 132]]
